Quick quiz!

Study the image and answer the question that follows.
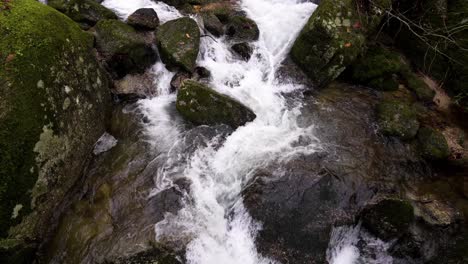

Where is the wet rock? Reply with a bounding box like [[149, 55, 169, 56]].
[[111, 246, 181, 264], [231, 42, 253, 61], [193, 66, 211, 81], [417, 127, 450, 160], [226, 15, 259, 42], [113, 71, 157, 101], [376, 100, 420, 140], [0, 0, 111, 247], [156, 17, 200, 72], [290, 0, 392, 87], [48, 0, 117, 29], [201, 12, 224, 37], [94, 19, 157, 79], [361, 197, 414, 241], [127, 8, 160, 30], [176, 80, 256, 128], [170, 72, 191, 92]]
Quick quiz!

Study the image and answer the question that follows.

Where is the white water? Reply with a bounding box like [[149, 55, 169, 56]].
[[101, 1, 381, 263]]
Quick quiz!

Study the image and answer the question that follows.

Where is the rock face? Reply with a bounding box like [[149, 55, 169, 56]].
[[360, 197, 414, 241], [94, 19, 157, 79], [48, 0, 117, 29], [176, 80, 256, 128], [127, 8, 160, 30], [0, 0, 110, 245], [290, 0, 391, 87], [376, 100, 420, 140], [156, 17, 200, 72]]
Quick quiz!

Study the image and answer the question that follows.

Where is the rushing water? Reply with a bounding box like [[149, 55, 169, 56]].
[[101, 1, 388, 263]]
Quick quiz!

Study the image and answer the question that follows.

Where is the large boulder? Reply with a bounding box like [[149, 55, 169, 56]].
[[156, 17, 200, 72], [94, 19, 157, 79], [0, 0, 111, 249], [47, 0, 117, 29], [290, 0, 392, 87], [176, 80, 256, 128]]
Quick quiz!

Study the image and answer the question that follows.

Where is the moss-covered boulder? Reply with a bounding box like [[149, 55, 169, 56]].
[[405, 74, 435, 102], [376, 100, 420, 140], [48, 0, 117, 29], [417, 127, 450, 160], [156, 17, 200, 72], [0, 0, 110, 244], [361, 197, 414, 241], [94, 19, 157, 79], [176, 80, 256, 128], [291, 0, 392, 87], [226, 15, 259, 42], [127, 8, 160, 30]]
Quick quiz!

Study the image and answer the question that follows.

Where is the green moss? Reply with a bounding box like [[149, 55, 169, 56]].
[[156, 17, 200, 72], [226, 16, 259, 41], [0, 238, 36, 264], [48, 0, 117, 28], [406, 74, 435, 102], [368, 75, 400, 91], [417, 127, 450, 160], [376, 100, 420, 140], [176, 80, 256, 128], [362, 197, 414, 241], [0, 0, 110, 239]]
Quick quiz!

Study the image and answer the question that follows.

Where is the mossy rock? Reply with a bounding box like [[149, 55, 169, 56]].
[[376, 101, 420, 140], [368, 75, 400, 91], [0, 239, 36, 264], [176, 80, 256, 128], [0, 0, 111, 240], [48, 0, 117, 29], [351, 45, 408, 82], [406, 74, 435, 102], [361, 197, 415, 241], [201, 12, 224, 37], [417, 127, 450, 160], [226, 15, 259, 42], [156, 17, 200, 72], [94, 19, 157, 79], [290, 0, 391, 88]]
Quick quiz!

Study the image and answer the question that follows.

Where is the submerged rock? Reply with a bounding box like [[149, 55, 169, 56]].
[[417, 127, 450, 160], [0, 0, 111, 248], [361, 197, 414, 241], [127, 8, 160, 30], [376, 100, 420, 140], [48, 0, 117, 29], [290, 0, 391, 87], [94, 19, 157, 79], [231, 42, 253, 61], [156, 17, 200, 72], [176, 80, 256, 128]]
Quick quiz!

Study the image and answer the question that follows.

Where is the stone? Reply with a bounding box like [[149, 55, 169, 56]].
[[176, 80, 256, 128], [156, 17, 200, 72], [226, 15, 259, 42], [170, 72, 191, 92], [417, 127, 450, 160], [290, 0, 392, 87], [376, 100, 420, 140], [127, 8, 160, 30], [94, 19, 157, 79], [361, 197, 414, 241], [201, 12, 224, 37], [0, 0, 111, 243]]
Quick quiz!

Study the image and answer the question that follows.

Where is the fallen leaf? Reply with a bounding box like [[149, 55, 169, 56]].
[[344, 43, 352, 48], [353, 21, 361, 29], [5, 53, 15, 63], [186, 33, 191, 39]]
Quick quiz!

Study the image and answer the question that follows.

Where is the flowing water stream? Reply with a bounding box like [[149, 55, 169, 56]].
[[100, 1, 384, 263]]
